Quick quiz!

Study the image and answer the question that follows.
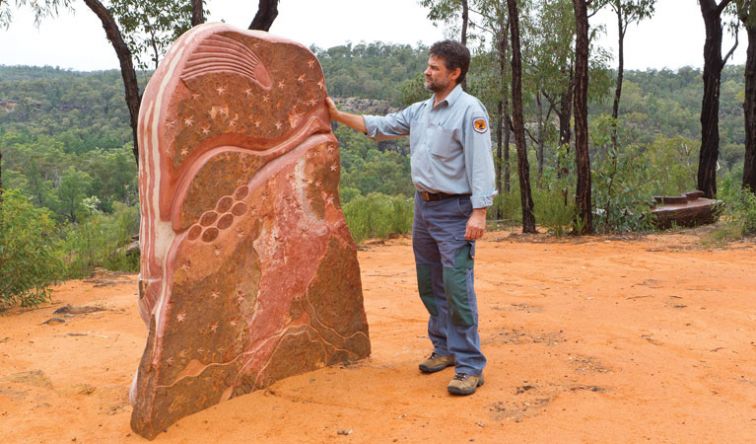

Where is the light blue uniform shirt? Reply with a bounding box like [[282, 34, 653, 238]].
[[363, 84, 497, 208]]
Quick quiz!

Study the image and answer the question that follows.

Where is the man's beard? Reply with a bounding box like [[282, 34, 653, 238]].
[[424, 77, 447, 93]]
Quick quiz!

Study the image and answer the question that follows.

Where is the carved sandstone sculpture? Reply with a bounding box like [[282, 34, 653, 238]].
[[131, 23, 370, 439]]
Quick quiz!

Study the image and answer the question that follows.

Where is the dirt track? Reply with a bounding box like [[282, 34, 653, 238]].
[[1, 230, 755, 443]]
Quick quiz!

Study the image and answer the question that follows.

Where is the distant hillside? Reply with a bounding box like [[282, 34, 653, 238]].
[[0, 51, 748, 169]]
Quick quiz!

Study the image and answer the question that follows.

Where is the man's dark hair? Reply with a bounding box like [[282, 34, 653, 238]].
[[429, 40, 470, 85]]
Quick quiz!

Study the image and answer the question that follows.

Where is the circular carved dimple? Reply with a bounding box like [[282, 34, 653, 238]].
[[231, 202, 248, 216], [217, 196, 234, 213], [202, 227, 219, 242], [217, 213, 234, 230], [187, 225, 202, 241], [234, 185, 249, 200], [200, 211, 218, 226]]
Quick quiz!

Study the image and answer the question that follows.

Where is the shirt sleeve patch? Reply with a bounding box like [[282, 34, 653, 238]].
[[473, 117, 488, 134]]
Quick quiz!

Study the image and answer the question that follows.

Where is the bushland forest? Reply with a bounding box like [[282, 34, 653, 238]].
[[1, 0, 755, 308]]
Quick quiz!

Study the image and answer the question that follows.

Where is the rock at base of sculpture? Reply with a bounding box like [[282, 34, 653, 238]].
[[131, 23, 370, 440], [651, 190, 722, 229]]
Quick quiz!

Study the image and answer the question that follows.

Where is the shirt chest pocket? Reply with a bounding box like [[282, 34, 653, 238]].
[[427, 124, 458, 159]]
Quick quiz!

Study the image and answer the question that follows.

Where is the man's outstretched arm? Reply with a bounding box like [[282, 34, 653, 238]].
[[326, 97, 366, 133]]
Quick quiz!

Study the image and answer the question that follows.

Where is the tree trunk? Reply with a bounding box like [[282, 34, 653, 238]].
[[557, 71, 573, 179], [497, 14, 511, 194], [611, 1, 624, 152], [83, 0, 141, 166], [536, 91, 545, 183], [572, 0, 592, 234], [461, 0, 469, 45], [249, 0, 279, 31], [192, 0, 205, 26], [460, 0, 469, 90], [504, 114, 511, 194], [698, 0, 732, 198], [744, 16, 756, 194], [507, 0, 536, 233], [495, 99, 503, 211]]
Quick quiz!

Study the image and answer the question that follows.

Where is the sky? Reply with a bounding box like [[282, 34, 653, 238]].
[[0, 0, 746, 72]]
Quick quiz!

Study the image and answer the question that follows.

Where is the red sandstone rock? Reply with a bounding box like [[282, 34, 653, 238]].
[[131, 23, 370, 439]]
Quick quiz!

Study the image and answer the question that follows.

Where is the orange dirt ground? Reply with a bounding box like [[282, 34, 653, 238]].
[[1, 230, 755, 443]]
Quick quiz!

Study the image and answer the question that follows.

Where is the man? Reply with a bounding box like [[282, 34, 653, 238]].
[[326, 40, 496, 396]]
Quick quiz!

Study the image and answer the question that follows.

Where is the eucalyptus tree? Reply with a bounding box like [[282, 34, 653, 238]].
[[506, 0, 536, 232], [419, 0, 471, 45], [533, 0, 577, 178], [737, 0, 756, 193], [524, 0, 576, 181], [594, 0, 655, 151], [698, 0, 738, 198], [191, 0, 203, 25], [250, 0, 279, 31], [572, 0, 592, 233]]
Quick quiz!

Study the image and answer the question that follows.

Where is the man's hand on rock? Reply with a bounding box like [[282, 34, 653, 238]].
[[325, 97, 367, 134], [465, 208, 487, 240], [325, 97, 339, 121]]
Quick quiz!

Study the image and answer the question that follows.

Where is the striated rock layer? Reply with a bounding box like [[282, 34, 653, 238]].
[[132, 23, 370, 439]]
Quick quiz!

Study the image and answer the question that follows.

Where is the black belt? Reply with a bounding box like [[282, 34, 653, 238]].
[[418, 191, 470, 202]]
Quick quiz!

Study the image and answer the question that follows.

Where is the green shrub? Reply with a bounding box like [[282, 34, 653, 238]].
[[736, 190, 756, 235], [0, 189, 62, 308], [343, 193, 413, 242], [533, 187, 576, 237], [489, 189, 522, 224], [59, 202, 139, 278]]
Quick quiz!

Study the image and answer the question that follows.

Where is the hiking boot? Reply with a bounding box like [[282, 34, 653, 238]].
[[447, 373, 484, 396], [418, 352, 455, 373]]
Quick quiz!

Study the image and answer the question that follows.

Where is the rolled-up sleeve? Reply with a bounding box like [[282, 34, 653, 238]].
[[363, 103, 418, 139], [463, 107, 498, 208]]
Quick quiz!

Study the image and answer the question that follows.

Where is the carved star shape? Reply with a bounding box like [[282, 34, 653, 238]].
[[237, 295, 245, 304], [245, 88, 253, 96], [184, 117, 194, 127], [297, 74, 306, 83], [219, 107, 229, 117], [216, 86, 226, 95], [202, 127, 210, 135], [327, 145, 336, 154], [326, 196, 335, 206], [177, 312, 186, 322], [307, 99, 318, 107], [330, 164, 338, 172], [210, 322, 219, 333], [263, 95, 270, 103], [315, 180, 322, 188], [181, 263, 191, 271], [211, 291, 220, 299], [307, 60, 316, 69], [275, 121, 283, 130], [317, 79, 325, 90], [191, 93, 200, 100], [254, 121, 261, 128], [278, 80, 286, 89], [181, 148, 189, 157], [230, 320, 237, 327]]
